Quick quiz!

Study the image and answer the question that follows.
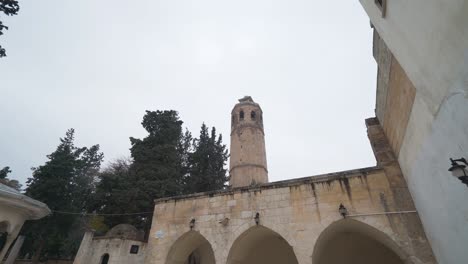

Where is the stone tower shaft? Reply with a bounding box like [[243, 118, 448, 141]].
[[229, 96, 268, 188]]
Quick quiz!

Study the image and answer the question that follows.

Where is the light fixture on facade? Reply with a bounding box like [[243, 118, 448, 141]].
[[254, 212, 260, 225], [189, 218, 195, 230], [339, 204, 348, 218], [448, 158, 468, 187]]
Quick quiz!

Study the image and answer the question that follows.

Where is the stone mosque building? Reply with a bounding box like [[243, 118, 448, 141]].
[[142, 97, 435, 264], [76, 95, 436, 264], [74, 1, 468, 264]]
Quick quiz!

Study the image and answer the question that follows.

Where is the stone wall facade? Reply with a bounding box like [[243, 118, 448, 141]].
[[144, 120, 435, 264], [360, 1, 468, 263], [372, 31, 416, 157]]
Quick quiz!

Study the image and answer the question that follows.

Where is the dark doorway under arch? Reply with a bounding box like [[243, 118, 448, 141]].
[[227, 226, 298, 264], [313, 219, 406, 264], [100, 253, 109, 264], [165, 231, 215, 264]]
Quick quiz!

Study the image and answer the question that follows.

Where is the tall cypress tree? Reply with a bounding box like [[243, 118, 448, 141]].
[[128, 111, 191, 222], [185, 123, 228, 194]]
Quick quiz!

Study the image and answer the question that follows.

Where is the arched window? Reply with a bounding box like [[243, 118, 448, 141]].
[[239, 111, 244, 120], [251, 111, 256, 120], [100, 253, 110, 264]]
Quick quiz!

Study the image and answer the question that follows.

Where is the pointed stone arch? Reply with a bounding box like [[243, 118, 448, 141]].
[[165, 231, 215, 264], [312, 219, 410, 264], [227, 225, 298, 264]]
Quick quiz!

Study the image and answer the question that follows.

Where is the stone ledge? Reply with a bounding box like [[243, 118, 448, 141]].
[[154, 166, 383, 204]]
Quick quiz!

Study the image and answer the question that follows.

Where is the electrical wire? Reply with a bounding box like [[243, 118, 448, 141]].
[[51, 210, 153, 216]]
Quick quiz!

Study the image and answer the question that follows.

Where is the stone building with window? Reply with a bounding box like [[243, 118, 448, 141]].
[[74, 224, 147, 264]]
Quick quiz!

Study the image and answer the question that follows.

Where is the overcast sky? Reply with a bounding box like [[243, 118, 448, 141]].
[[0, 0, 377, 187]]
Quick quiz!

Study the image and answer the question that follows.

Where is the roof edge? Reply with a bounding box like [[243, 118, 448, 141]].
[[0, 184, 51, 219], [154, 166, 382, 203]]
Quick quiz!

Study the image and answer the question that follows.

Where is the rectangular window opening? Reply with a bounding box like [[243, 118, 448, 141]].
[[130, 245, 139, 254]]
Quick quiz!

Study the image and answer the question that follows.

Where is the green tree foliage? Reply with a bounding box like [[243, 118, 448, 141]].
[[124, 111, 192, 231], [130, 110, 191, 200], [0, 166, 11, 179], [0, 0, 20, 57], [185, 123, 228, 193], [0, 166, 22, 191], [93, 111, 229, 234], [91, 158, 144, 230], [21, 129, 103, 261]]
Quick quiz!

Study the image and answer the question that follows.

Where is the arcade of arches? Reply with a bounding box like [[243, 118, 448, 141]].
[[162, 220, 407, 264]]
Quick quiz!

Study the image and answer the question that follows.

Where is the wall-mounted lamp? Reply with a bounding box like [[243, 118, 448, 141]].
[[449, 158, 468, 187], [254, 212, 260, 225], [339, 203, 348, 218], [189, 218, 195, 230]]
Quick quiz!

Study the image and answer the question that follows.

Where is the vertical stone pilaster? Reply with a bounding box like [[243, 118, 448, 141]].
[[366, 117, 437, 264]]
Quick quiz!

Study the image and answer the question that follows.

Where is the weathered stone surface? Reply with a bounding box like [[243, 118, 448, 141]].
[[229, 97, 268, 188], [145, 162, 435, 264]]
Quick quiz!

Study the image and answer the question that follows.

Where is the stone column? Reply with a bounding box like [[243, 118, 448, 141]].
[[4, 235, 25, 264]]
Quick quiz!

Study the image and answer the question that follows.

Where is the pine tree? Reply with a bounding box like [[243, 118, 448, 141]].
[[185, 123, 228, 194], [22, 129, 103, 261]]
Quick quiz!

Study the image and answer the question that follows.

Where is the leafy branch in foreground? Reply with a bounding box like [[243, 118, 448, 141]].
[[0, 0, 20, 57]]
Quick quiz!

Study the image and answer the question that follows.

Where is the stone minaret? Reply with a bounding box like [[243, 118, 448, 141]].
[[229, 96, 268, 188]]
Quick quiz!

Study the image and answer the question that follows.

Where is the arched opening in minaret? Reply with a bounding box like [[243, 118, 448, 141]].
[[165, 231, 215, 264], [226, 226, 298, 264], [313, 219, 407, 264], [250, 111, 256, 120], [239, 110, 244, 120]]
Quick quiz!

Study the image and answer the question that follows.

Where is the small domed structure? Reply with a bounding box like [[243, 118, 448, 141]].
[[105, 224, 143, 241]]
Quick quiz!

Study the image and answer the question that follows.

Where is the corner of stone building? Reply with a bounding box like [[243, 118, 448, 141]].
[[366, 117, 437, 264], [73, 231, 94, 264]]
